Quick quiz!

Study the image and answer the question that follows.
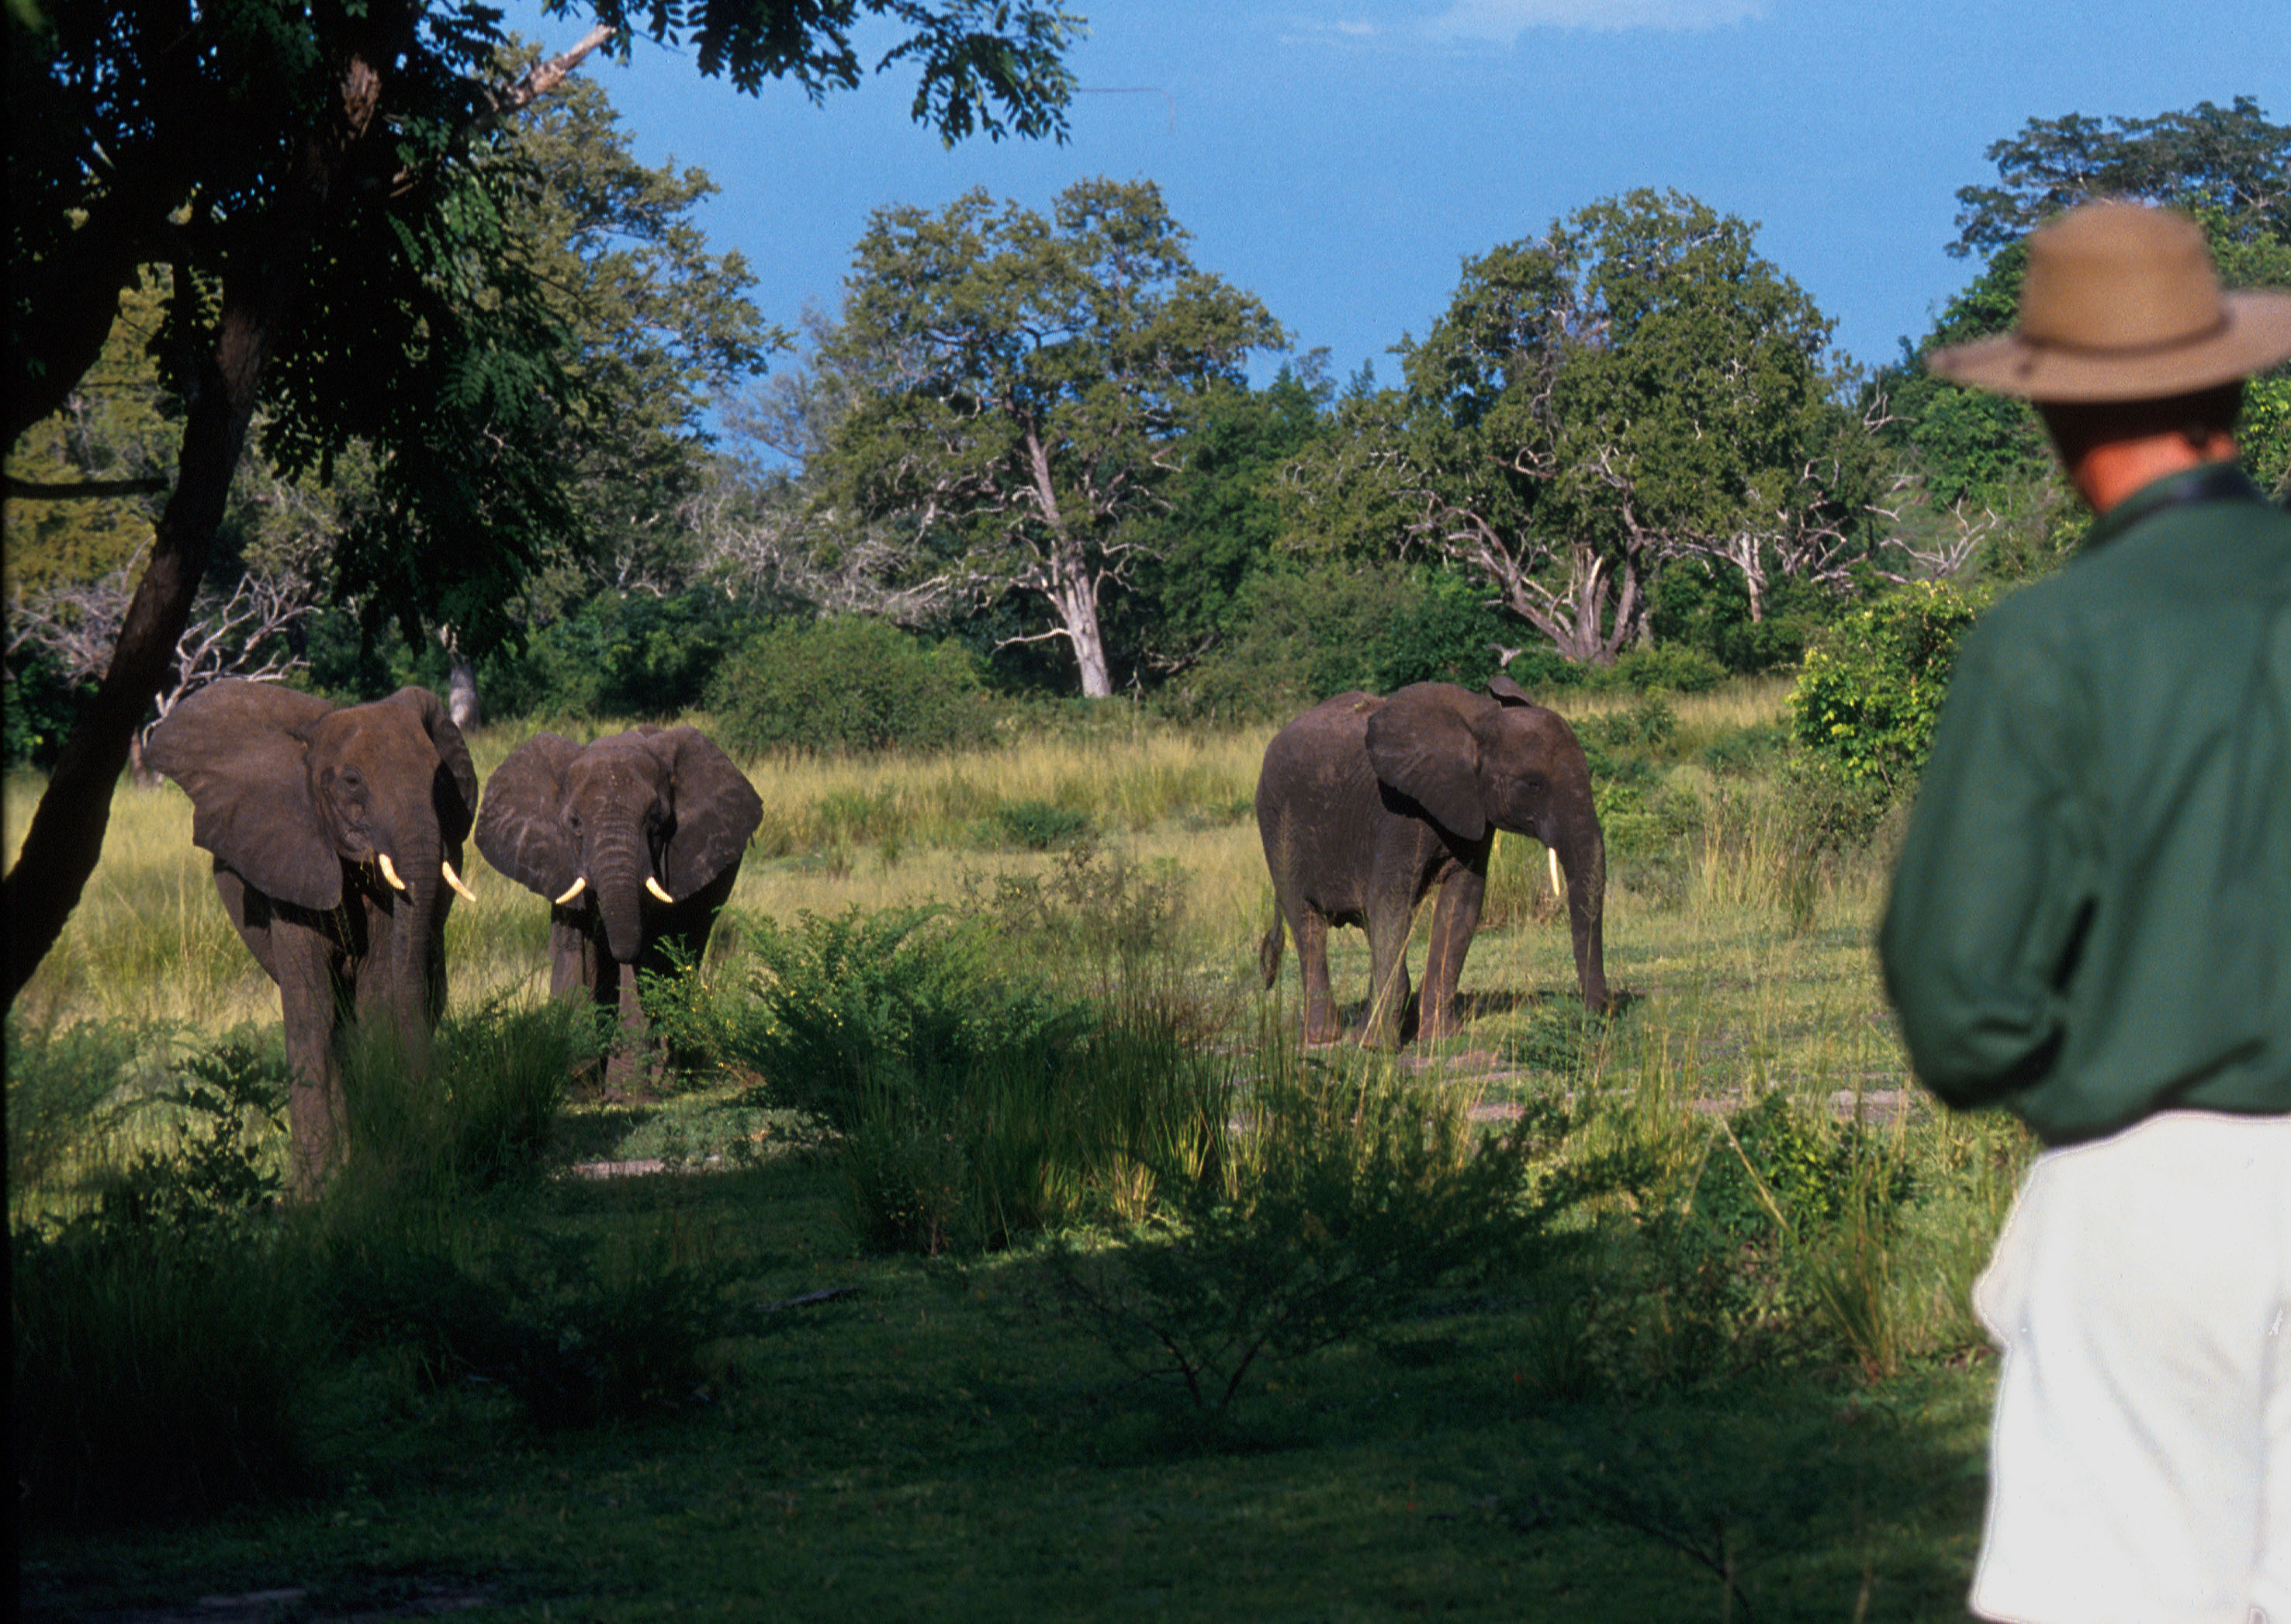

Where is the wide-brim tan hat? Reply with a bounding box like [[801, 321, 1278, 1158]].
[[1929, 202, 2291, 401]]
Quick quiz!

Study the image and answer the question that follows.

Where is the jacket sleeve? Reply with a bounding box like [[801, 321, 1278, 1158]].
[[1878, 611, 2099, 1110]]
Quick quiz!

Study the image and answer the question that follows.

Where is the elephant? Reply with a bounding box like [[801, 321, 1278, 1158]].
[[1255, 676, 1608, 1047], [146, 680, 480, 1193], [473, 726, 762, 1075]]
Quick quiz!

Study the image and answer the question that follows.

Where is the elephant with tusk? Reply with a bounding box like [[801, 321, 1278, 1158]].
[[146, 680, 479, 1193], [1256, 675, 1610, 1047], [476, 726, 762, 1077]]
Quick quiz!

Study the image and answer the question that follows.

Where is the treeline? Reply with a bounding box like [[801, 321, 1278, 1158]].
[[9, 93, 2288, 766]]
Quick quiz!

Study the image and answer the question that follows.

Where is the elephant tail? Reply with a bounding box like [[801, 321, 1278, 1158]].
[[1258, 914, 1286, 988]]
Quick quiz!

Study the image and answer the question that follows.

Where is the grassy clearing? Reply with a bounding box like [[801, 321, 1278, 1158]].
[[10, 677, 2023, 1621]]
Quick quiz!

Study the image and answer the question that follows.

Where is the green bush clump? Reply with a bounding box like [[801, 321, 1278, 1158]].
[[10, 1032, 317, 1524], [1789, 581, 1992, 792], [1605, 642, 1726, 695], [988, 798, 1094, 850], [12, 1221, 325, 1522], [5, 1016, 151, 1211], [338, 996, 600, 1198], [1600, 1092, 1919, 1387], [1047, 1065, 1629, 1416], [708, 616, 986, 756], [481, 588, 755, 722], [323, 1221, 742, 1431]]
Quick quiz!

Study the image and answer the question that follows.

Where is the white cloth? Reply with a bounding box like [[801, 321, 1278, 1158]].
[[1970, 1111, 2291, 1624]]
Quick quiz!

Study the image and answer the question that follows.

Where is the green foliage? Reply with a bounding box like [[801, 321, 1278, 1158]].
[[1948, 96, 2289, 260], [1120, 362, 1334, 672], [1171, 562, 1522, 722], [337, 998, 600, 1200], [1788, 582, 1991, 792], [324, 1218, 742, 1432], [1048, 1068, 1624, 1415], [88, 1039, 292, 1234], [1284, 189, 1879, 669], [820, 176, 1283, 696], [483, 587, 755, 721], [704, 907, 1095, 1132], [5, 1014, 148, 1204], [11, 1218, 325, 1524], [708, 615, 987, 755], [988, 799, 1095, 850]]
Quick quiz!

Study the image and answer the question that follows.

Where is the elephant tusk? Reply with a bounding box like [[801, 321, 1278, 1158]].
[[645, 876, 675, 905], [377, 852, 408, 892], [1548, 847, 1564, 901], [555, 875, 587, 905], [441, 860, 477, 902]]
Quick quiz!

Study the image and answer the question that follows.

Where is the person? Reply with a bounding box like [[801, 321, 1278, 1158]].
[[1879, 201, 2291, 1624]]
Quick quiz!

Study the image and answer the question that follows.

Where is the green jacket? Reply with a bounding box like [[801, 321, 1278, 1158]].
[[1879, 462, 2291, 1145]]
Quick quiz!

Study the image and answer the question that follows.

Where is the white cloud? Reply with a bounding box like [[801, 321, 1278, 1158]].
[[1427, 0, 1770, 37]]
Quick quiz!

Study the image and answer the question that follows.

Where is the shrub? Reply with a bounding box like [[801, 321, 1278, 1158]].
[[12, 1221, 325, 1522], [337, 996, 599, 1198], [1607, 643, 1725, 695], [320, 1215, 742, 1430], [708, 616, 986, 756], [481, 587, 754, 722], [1789, 581, 1992, 792], [5, 1016, 151, 1214], [988, 799, 1094, 850], [1047, 1059, 1628, 1415]]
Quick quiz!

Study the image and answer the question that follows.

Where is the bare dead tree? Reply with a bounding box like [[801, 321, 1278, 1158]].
[[11, 555, 318, 782]]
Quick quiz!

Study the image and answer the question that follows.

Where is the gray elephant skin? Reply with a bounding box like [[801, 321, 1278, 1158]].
[[475, 727, 763, 1064], [146, 680, 480, 1193], [1255, 677, 1608, 1047]]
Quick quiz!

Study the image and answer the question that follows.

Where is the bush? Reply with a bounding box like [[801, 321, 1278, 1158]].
[[988, 799, 1094, 850], [708, 616, 986, 756], [337, 997, 599, 1198], [481, 588, 755, 722], [1789, 581, 1992, 793], [1047, 1061, 1628, 1415], [10, 1034, 317, 1523], [5, 1016, 151, 1213], [12, 1221, 325, 1522], [1607, 643, 1725, 695]]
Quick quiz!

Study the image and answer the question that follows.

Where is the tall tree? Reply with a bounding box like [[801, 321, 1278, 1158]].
[[818, 178, 1284, 698], [1286, 190, 1874, 665], [3, 0, 1078, 1009], [1881, 97, 2291, 559]]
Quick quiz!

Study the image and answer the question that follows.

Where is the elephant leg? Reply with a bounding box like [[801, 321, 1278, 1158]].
[[1291, 905, 1342, 1045], [1417, 861, 1487, 1042], [1361, 902, 1415, 1051], [604, 957, 650, 1095], [273, 927, 346, 1198]]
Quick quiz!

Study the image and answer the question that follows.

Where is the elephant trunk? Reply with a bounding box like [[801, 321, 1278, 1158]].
[[1550, 793, 1609, 1015], [590, 830, 651, 966], [382, 828, 446, 1074]]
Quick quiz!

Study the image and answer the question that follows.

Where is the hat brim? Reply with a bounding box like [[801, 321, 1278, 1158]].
[[1928, 289, 2291, 401]]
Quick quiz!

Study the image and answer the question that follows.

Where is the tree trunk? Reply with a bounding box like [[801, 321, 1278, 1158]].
[[1047, 556, 1114, 699], [1, 65, 376, 1010]]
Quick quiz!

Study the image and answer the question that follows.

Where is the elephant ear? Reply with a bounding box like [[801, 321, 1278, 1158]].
[[475, 732, 581, 898], [1486, 673, 1538, 708], [145, 679, 344, 910], [1364, 686, 1487, 843], [380, 686, 479, 843], [655, 726, 763, 898]]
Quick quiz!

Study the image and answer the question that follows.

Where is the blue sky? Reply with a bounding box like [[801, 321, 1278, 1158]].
[[518, 0, 2286, 388]]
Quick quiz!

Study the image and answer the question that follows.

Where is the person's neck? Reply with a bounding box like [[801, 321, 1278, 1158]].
[[2069, 430, 2239, 514]]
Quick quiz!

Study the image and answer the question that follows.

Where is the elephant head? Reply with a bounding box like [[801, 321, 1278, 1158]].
[[1363, 676, 1609, 1013], [475, 726, 763, 964], [146, 679, 481, 1065]]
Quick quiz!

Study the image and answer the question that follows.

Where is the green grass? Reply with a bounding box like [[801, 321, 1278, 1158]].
[[11, 678, 2022, 1621]]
